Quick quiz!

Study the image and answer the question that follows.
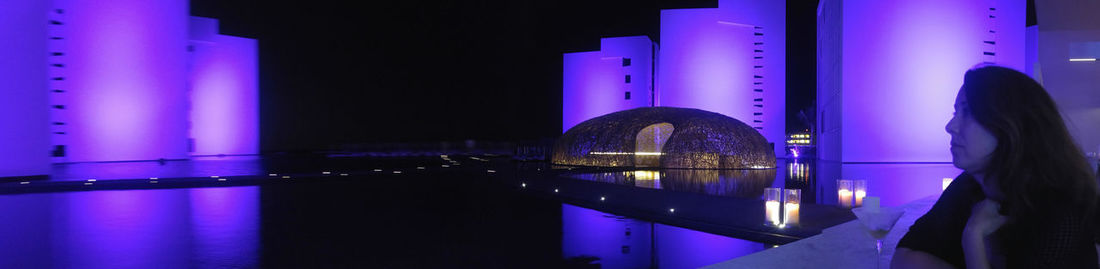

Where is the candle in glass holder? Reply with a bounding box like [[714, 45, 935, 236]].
[[784, 189, 801, 226], [942, 177, 953, 191], [764, 188, 781, 226], [854, 180, 867, 207], [837, 179, 853, 207]]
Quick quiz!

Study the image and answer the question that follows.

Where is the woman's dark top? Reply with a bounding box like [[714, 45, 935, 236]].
[[896, 173, 1099, 268]]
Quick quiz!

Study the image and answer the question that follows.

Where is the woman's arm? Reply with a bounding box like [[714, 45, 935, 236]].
[[891, 247, 957, 269], [962, 199, 1008, 269]]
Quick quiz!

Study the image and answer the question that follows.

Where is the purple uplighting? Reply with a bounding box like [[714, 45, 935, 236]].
[[57, 0, 192, 162], [817, 0, 1025, 162], [562, 36, 655, 132], [0, 0, 50, 177], [658, 8, 757, 129], [189, 17, 259, 156]]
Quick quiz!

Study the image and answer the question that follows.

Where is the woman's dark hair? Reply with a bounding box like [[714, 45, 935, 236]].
[[962, 65, 1098, 216]]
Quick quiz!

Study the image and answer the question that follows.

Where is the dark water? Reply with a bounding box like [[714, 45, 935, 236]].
[[567, 159, 964, 207], [0, 169, 765, 268], [0, 155, 976, 268]]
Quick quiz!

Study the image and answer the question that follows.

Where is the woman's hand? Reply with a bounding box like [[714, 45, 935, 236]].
[[964, 199, 1008, 238], [963, 199, 1008, 269]]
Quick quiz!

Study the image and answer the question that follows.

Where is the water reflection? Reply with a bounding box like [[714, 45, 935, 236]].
[[50, 156, 263, 181], [561, 204, 765, 268], [0, 187, 259, 268], [566, 169, 776, 199], [567, 159, 963, 208]]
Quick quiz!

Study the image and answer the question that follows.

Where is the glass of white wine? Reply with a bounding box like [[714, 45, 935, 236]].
[[852, 197, 904, 269]]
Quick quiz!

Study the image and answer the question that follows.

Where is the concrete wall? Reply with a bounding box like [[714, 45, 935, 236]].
[[0, 0, 50, 177]]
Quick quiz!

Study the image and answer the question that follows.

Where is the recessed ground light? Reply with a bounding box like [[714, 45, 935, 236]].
[[84, 182, 92, 185], [340, 173, 349, 176], [554, 188, 559, 193], [487, 170, 496, 173], [20, 182, 29, 185], [210, 176, 220, 178], [217, 178, 227, 181], [600, 196, 606, 201], [373, 169, 382, 172], [149, 177, 158, 180], [269, 173, 277, 176], [150, 181, 158, 183], [393, 171, 402, 174], [416, 167, 425, 170], [87, 179, 96, 182], [669, 208, 676, 213], [442, 165, 450, 168], [521, 183, 526, 188], [281, 176, 290, 179], [322, 171, 331, 175]]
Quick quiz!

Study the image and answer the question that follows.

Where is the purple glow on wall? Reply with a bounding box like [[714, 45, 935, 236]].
[[562, 36, 654, 132], [190, 31, 260, 156], [818, 0, 1025, 162], [58, 0, 191, 162], [0, 0, 50, 176], [658, 9, 755, 124], [658, 0, 787, 156]]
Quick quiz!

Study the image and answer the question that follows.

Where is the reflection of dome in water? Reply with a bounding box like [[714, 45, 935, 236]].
[[553, 107, 776, 169]]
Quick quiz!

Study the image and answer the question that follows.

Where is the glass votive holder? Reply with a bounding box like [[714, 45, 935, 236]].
[[764, 188, 782, 226], [837, 179, 853, 208], [854, 179, 867, 207], [784, 189, 801, 226], [942, 177, 954, 191]]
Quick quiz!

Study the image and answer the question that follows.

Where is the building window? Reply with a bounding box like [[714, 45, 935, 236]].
[[623, 58, 631, 66], [625, 92, 631, 100], [625, 75, 631, 84]]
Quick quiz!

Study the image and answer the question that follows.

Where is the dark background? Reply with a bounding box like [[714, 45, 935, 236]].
[[189, 0, 820, 152]]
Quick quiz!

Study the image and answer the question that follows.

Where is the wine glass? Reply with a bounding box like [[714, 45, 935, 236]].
[[852, 197, 904, 268]]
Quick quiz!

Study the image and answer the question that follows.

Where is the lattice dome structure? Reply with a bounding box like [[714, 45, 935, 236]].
[[553, 107, 776, 169]]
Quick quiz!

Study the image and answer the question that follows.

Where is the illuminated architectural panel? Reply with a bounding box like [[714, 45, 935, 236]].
[[562, 36, 655, 132], [189, 17, 260, 155], [0, 0, 50, 177], [59, 0, 191, 162], [658, 8, 756, 129], [658, 1, 786, 156], [716, 0, 787, 157], [817, 0, 1025, 162]]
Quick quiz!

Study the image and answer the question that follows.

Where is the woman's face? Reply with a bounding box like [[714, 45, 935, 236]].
[[946, 89, 998, 175]]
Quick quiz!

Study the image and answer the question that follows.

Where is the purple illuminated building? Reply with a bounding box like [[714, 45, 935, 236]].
[[816, 0, 1026, 162], [1033, 0, 1100, 158], [189, 17, 260, 156], [562, 36, 656, 132], [0, 0, 51, 177], [658, 0, 787, 157], [54, 0, 192, 162], [0, 1, 260, 176]]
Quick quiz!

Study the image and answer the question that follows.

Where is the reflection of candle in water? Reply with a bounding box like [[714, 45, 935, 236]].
[[943, 177, 953, 191], [784, 202, 800, 225], [766, 201, 781, 225], [838, 189, 853, 207], [855, 190, 866, 207]]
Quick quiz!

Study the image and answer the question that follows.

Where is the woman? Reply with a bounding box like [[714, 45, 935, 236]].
[[892, 65, 1099, 268]]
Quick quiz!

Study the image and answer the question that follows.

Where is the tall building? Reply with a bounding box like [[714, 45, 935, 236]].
[[817, 0, 1026, 162], [659, 0, 787, 157], [563, 1, 786, 156], [0, 0, 50, 178], [562, 36, 657, 132]]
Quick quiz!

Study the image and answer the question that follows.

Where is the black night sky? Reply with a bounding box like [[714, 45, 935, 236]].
[[190, 0, 821, 152]]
